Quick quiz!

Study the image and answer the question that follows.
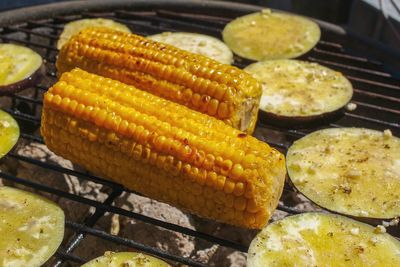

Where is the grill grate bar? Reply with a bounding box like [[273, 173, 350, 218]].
[[4, 108, 41, 123], [65, 221, 209, 267], [13, 94, 43, 105], [0, 34, 58, 51], [344, 112, 400, 128], [6, 26, 58, 40], [352, 101, 400, 115], [317, 40, 344, 50], [353, 88, 400, 103], [54, 251, 85, 264], [20, 133, 44, 143], [308, 56, 396, 78], [1, 3, 399, 266], [55, 189, 123, 266], [8, 153, 126, 191], [348, 75, 400, 91], [28, 20, 64, 30], [156, 9, 229, 27], [312, 48, 382, 67], [114, 10, 222, 34], [277, 204, 303, 214], [0, 169, 248, 252]]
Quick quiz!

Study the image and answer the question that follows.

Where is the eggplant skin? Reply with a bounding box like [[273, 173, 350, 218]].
[[0, 64, 45, 96]]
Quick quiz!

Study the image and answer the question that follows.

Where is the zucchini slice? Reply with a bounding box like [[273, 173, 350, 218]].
[[222, 9, 320, 61], [82, 252, 170, 267], [244, 60, 353, 125], [0, 109, 20, 159], [148, 32, 233, 64], [0, 186, 65, 267], [247, 213, 400, 267], [287, 128, 400, 219], [57, 18, 131, 50], [0, 44, 43, 95]]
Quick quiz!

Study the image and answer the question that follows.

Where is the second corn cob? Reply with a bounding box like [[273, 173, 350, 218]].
[[56, 27, 262, 133], [41, 68, 285, 229]]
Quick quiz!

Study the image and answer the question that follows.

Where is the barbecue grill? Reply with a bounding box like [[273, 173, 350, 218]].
[[0, 0, 399, 266]]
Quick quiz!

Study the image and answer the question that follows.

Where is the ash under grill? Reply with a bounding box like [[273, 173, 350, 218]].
[[0, 1, 399, 266]]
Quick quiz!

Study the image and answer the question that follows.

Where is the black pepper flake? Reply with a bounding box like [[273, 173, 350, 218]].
[[354, 246, 365, 254], [237, 133, 247, 138], [342, 187, 352, 194], [356, 157, 369, 163]]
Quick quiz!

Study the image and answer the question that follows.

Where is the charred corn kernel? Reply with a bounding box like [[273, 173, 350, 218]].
[[41, 68, 285, 229], [56, 27, 262, 133]]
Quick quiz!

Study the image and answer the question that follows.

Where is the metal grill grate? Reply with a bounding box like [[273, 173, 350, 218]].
[[0, 1, 399, 266]]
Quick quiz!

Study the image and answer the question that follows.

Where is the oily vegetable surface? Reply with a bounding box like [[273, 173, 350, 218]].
[[0, 109, 20, 159], [148, 32, 233, 64], [245, 59, 353, 118], [222, 9, 320, 61], [56, 18, 131, 50], [0, 44, 42, 88], [0, 186, 65, 267], [287, 128, 400, 219], [248, 213, 400, 267], [82, 252, 170, 267]]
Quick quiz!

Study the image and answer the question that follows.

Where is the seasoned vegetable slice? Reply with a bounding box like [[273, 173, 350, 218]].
[[222, 9, 320, 61], [82, 252, 170, 267], [0, 186, 65, 267], [287, 128, 400, 219], [57, 18, 131, 49], [247, 213, 400, 267], [148, 32, 233, 64], [245, 60, 353, 124], [0, 109, 20, 159], [0, 44, 43, 95]]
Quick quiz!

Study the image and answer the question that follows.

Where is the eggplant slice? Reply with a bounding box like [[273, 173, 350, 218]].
[[57, 18, 131, 50], [148, 32, 234, 64], [82, 252, 170, 267], [222, 9, 320, 61], [247, 212, 400, 267], [0, 43, 43, 95], [0, 109, 20, 159], [0, 186, 65, 267], [287, 128, 400, 219], [244, 60, 353, 126]]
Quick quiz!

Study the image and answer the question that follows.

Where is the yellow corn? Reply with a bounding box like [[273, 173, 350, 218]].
[[41, 68, 285, 229], [56, 27, 261, 133]]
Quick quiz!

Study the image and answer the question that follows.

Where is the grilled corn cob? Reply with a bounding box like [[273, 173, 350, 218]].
[[41, 68, 285, 229], [56, 27, 261, 133]]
